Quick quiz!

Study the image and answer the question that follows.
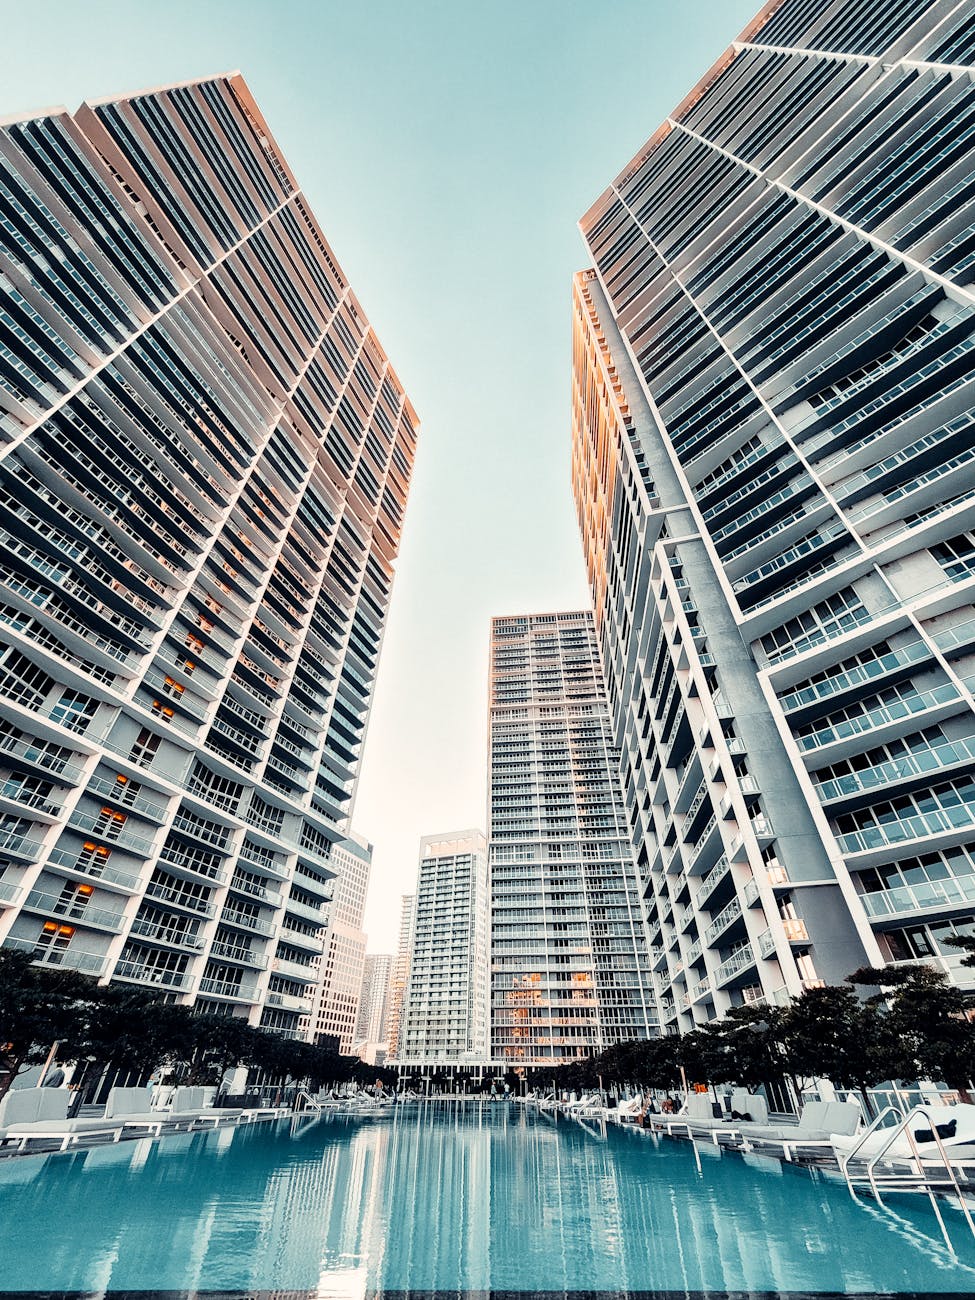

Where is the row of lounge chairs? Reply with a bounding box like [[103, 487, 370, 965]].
[[655, 1092, 862, 1161], [0, 1085, 287, 1153]]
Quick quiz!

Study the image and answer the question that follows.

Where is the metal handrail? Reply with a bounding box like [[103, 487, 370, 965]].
[[841, 1105, 975, 1254]]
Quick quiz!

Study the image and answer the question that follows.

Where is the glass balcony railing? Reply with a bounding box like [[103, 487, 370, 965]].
[[704, 894, 743, 946], [4, 936, 106, 975], [859, 873, 975, 918], [715, 945, 756, 985], [815, 735, 975, 801], [779, 641, 929, 712], [23, 889, 125, 931], [838, 801, 975, 856], [796, 682, 960, 751]]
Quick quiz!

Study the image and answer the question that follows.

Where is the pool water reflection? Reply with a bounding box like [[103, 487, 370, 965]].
[[0, 1101, 973, 1295]]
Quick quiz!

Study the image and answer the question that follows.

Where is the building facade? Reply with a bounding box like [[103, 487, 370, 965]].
[[0, 75, 417, 1040], [385, 891, 415, 1061], [399, 831, 488, 1065], [489, 611, 656, 1062], [572, 0, 975, 1033], [353, 951, 393, 1060], [309, 834, 371, 1052]]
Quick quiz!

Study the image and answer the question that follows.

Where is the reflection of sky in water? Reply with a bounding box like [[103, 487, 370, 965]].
[[0, 1103, 973, 1292]]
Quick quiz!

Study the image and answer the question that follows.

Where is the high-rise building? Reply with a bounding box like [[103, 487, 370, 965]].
[[309, 833, 371, 1052], [354, 951, 393, 1057], [399, 831, 488, 1065], [385, 891, 415, 1060], [572, 0, 975, 1032], [488, 611, 656, 1062], [0, 75, 417, 1040]]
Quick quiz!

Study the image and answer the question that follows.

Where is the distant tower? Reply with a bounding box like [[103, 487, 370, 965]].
[[386, 893, 415, 1060], [400, 832, 488, 1064], [309, 835, 371, 1052], [488, 612, 656, 1063], [354, 952, 393, 1061]]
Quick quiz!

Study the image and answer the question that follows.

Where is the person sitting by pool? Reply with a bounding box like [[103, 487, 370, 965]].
[[661, 1097, 676, 1115]]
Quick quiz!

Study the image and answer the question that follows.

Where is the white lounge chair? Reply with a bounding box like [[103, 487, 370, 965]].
[[169, 1086, 243, 1126], [103, 1086, 192, 1137], [738, 1100, 862, 1160], [0, 1088, 123, 1151], [832, 1102, 975, 1165]]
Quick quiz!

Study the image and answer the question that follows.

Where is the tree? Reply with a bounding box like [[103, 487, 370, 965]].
[[0, 950, 99, 1099], [780, 983, 889, 1116], [849, 963, 975, 1099]]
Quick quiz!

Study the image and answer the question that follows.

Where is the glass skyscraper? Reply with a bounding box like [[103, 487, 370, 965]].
[[489, 611, 656, 1062], [0, 75, 417, 1040], [572, 0, 975, 1031]]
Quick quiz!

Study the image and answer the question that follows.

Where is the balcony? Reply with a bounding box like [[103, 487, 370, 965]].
[[743, 877, 762, 907], [0, 733, 86, 785], [271, 955, 318, 983], [0, 879, 21, 905], [779, 641, 929, 713], [265, 990, 313, 1014], [229, 875, 283, 908], [0, 782, 62, 818], [797, 683, 962, 754], [129, 916, 206, 950], [157, 848, 227, 887], [685, 815, 722, 874], [66, 813, 158, 857], [714, 945, 757, 986], [85, 775, 170, 822], [694, 855, 731, 910], [210, 940, 268, 969], [45, 847, 142, 893], [221, 909, 277, 937], [782, 917, 809, 943], [280, 923, 325, 953], [704, 894, 743, 946], [114, 960, 191, 990], [837, 802, 975, 861], [198, 976, 258, 1001], [814, 735, 975, 803], [4, 935, 106, 976], [23, 889, 125, 932], [284, 895, 327, 925], [859, 873, 975, 920], [0, 828, 46, 863]]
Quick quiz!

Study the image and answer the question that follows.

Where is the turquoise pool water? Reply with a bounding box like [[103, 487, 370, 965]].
[[0, 1102, 973, 1295]]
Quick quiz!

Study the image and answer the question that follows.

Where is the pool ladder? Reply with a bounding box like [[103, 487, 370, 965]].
[[839, 1105, 975, 1253]]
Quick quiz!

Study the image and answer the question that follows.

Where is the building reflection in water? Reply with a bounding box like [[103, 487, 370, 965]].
[[0, 1104, 972, 1293]]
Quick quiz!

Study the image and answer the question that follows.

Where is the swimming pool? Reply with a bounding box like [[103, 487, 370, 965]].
[[0, 1102, 973, 1296]]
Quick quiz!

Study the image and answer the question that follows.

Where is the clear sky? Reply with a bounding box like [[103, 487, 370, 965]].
[[3, 0, 760, 951]]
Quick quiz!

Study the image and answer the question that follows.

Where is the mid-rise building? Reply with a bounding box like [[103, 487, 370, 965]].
[[0, 75, 417, 1040], [354, 951, 393, 1059], [399, 831, 488, 1065], [385, 892, 415, 1060], [572, 0, 975, 1031], [489, 611, 656, 1062], [309, 834, 371, 1052]]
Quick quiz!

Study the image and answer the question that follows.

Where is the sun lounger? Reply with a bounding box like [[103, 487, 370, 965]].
[[0, 1089, 122, 1152], [738, 1101, 861, 1160], [649, 1094, 739, 1143], [168, 1086, 243, 1126], [832, 1102, 975, 1164], [103, 1086, 192, 1137]]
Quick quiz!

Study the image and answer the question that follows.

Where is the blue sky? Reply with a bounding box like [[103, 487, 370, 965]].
[[3, 0, 760, 949]]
